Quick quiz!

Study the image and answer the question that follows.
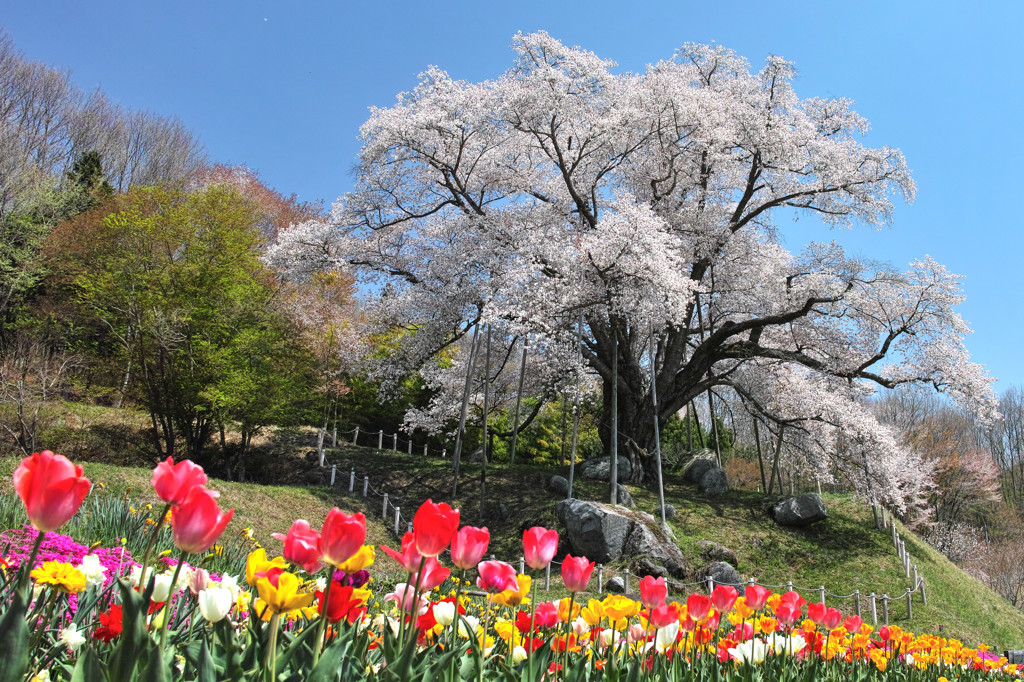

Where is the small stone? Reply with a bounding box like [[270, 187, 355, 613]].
[[664, 503, 677, 519], [607, 576, 625, 593], [614, 484, 634, 507], [549, 475, 570, 496]]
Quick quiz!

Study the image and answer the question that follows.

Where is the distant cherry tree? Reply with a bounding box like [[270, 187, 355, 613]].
[[272, 32, 995, 508]]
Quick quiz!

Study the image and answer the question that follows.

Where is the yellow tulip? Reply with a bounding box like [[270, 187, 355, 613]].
[[490, 574, 531, 607], [246, 548, 287, 587], [337, 545, 375, 573], [256, 571, 313, 615]]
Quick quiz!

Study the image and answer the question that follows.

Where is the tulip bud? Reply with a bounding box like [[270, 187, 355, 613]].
[[512, 645, 528, 663]]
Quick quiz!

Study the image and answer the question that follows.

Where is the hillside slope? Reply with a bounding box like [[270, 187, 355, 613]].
[[3, 441, 1022, 649]]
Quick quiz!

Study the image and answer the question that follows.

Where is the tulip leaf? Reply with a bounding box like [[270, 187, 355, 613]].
[[71, 645, 107, 682], [139, 645, 171, 682], [0, 590, 29, 682], [306, 637, 355, 682], [196, 639, 218, 682], [272, 620, 322, 673], [108, 579, 151, 682]]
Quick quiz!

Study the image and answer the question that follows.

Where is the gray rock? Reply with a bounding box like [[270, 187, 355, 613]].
[[579, 456, 632, 482], [623, 519, 688, 579], [664, 504, 677, 519], [699, 561, 742, 587], [684, 459, 716, 484], [699, 467, 729, 496], [635, 557, 668, 579], [614, 484, 634, 507], [698, 540, 738, 565], [549, 475, 570, 496], [485, 502, 511, 522], [772, 493, 828, 527], [555, 499, 633, 563], [606, 576, 625, 593]]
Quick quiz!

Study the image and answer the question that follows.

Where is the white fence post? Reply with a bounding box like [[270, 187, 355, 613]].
[[382, 493, 388, 519], [818, 585, 825, 605], [519, 557, 525, 575], [378, 430, 383, 450], [544, 564, 551, 591], [352, 427, 359, 444], [597, 565, 603, 593], [423, 443, 428, 457], [394, 507, 401, 535], [349, 469, 355, 492], [330, 465, 336, 486], [363, 476, 369, 497], [392, 434, 397, 451], [407, 438, 412, 455], [870, 592, 877, 625]]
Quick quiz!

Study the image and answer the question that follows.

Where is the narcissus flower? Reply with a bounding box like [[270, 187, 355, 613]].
[[450, 525, 490, 570], [14, 450, 91, 532], [523, 527, 558, 570], [272, 520, 322, 574], [152, 458, 207, 505], [255, 570, 313, 615], [412, 499, 460, 557], [320, 509, 366, 567], [171, 486, 234, 555]]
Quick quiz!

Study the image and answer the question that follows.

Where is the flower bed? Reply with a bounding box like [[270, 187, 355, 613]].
[[1, 450, 1019, 681]]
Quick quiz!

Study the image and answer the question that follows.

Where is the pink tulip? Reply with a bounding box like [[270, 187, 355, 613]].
[[188, 567, 211, 595], [384, 583, 428, 615], [844, 615, 863, 633], [412, 556, 451, 591], [648, 601, 680, 628], [745, 584, 770, 611], [534, 601, 559, 628], [450, 526, 490, 570], [561, 554, 595, 593], [776, 603, 800, 626], [639, 575, 667, 609], [272, 519, 322, 574], [686, 593, 712, 622], [14, 450, 91, 532], [320, 508, 366, 567], [711, 584, 738, 613], [476, 560, 519, 593], [823, 607, 843, 630], [171, 486, 234, 554], [152, 458, 208, 505], [523, 527, 558, 570], [381, 531, 423, 573], [779, 590, 807, 609]]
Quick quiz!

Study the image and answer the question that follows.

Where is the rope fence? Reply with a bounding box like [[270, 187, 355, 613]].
[[317, 445, 928, 627]]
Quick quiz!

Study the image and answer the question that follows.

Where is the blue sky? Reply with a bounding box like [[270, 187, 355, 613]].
[[4, 1, 1022, 390]]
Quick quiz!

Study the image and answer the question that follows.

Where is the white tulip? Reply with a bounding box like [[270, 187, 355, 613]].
[[151, 573, 174, 603], [198, 586, 234, 623], [512, 646, 528, 664], [432, 601, 455, 627]]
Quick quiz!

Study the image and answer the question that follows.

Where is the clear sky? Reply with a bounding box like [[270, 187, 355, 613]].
[[4, 1, 1022, 391]]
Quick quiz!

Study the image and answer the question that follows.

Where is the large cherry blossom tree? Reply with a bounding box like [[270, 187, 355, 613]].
[[271, 32, 995, 507]]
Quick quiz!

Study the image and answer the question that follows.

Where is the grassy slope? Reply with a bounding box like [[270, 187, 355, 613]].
[[3, 437, 1023, 649]]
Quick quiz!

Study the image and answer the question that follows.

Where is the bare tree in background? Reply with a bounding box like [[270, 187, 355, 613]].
[[0, 335, 79, 454]]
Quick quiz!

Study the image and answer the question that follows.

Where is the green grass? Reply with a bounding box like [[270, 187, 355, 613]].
[[4, 432, 1024, 650]]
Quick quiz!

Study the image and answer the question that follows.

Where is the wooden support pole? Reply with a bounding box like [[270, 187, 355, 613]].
[[906, 590, 913, 620]]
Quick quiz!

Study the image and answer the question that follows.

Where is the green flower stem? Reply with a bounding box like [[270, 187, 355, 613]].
[[449, 568, 466, 681], [561, 593, 576, 680], [18, 530, 45, 596], [479, 600, 493, 682], [400, 555, 427, 650], [138, 504, 171, 590], [312, 570, 334, 668], [528, 570, 540, 682], [263, 612, 282, 682], [159, 551, 187, 648]]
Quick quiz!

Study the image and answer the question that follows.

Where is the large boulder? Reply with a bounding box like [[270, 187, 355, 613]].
[[549, 475, 570, 496], [578, 456, 632, 482], [555, 499, 633, 563], [699, 561, 742, 587], [622, 517, 688, 579], [772, 493, 828, 527], [698, 540, 738, 565], [555, 499, 686, 578], [683, 449, 718, 484], [699, 467, 729, 496]]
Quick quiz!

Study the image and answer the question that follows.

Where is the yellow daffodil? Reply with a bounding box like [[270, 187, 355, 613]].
[[256, 571, 313, 615]]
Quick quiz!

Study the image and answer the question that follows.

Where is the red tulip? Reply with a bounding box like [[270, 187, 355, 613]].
[[316, 582, 366, 624], [779, 590, 807, 609], [639, 575, 667, 609], [476, 560, 519, 593], [561, 555, 595, 593], [648, 601, 680, 629], [13, 450, 91, 533], [381, 531, 423, 573], [844, 615, 863, 633], [152, 458, 207, 505], [711, 584, 738, 613], [171, 486, 234, 554], [806, 602, 826, 624], [745, 584, 770, 611], [523, 527, 559, 570], [412, 499, 460, 557], [412, 556, 451, 591], [686, 593, 712, 622], [879, 625, 891, 641], [320, 508, 365, 567], [533, 601, 559, 629], [823, 607, 843, 630], [272, 519, 322, 573], [776, 603, 800, 626], [450, 525, 490, 570]]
